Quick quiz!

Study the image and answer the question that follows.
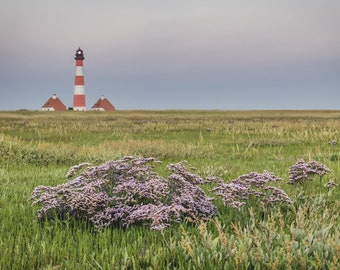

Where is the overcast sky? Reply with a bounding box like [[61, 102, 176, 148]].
[[1, 0, 340, 110]]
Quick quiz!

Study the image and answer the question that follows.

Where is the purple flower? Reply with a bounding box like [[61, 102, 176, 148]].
[[288, 159, 331, 184], [212, 171, 292, 211], [31, 156, 216, 230]]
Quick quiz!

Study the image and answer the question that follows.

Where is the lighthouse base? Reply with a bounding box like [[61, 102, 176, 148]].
[[73, 94, 86, 111], [73, 107, 86, 111]]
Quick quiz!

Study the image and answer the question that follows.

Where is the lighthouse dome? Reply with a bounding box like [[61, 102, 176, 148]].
[[74, 47, 84, 60]]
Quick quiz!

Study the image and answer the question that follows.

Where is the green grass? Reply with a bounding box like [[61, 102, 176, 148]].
[[0, 110, 339, 269]]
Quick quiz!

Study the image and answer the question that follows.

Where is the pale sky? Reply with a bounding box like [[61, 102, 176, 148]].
[[1, 0, 340, 110]]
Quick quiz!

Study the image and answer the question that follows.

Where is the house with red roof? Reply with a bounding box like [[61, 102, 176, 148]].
[[91, 95, 116, 111], [41, 94, 67, 111]]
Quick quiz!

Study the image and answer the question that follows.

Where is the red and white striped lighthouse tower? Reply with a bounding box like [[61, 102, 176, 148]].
[[73, 47, 86, 111]]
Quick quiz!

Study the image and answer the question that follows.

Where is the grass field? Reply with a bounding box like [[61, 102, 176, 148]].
[[0, 110, 339, 269]]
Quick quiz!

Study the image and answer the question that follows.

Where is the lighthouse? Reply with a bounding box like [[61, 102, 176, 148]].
[[73, 47, 86, 111]]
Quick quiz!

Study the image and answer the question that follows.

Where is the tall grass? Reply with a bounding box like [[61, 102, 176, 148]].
[[0, 110, 339, 269]]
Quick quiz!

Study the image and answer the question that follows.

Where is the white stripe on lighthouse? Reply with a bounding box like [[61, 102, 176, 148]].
[[74, 85, 85, 95], [75, 66, 84, 76]]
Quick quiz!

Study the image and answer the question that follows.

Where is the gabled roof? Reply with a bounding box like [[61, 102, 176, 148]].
[[91, 96, 116, 111], [41, 94, 67, 111]]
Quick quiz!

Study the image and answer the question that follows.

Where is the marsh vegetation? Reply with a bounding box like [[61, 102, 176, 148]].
[[0, 110, 339, 269]]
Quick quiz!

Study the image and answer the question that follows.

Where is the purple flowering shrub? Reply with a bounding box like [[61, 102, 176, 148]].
[[288, 159, 331, 184], [211, 171, 293, 211], [31, 156, 216, 230], [33, 157, 333, 230]]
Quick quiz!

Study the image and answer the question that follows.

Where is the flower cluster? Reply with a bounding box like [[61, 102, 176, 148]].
[[288, 159, 331, 184], [32, 156, 334, 229], [167, 162, 216, 220], [212, 171, 293, 211], [65, 162, 90, 179], [31, 156, 216, 230]]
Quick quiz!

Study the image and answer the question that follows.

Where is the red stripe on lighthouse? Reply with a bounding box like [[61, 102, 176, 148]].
[[76, 60, 83, 66], [74, 76, 84, 85], [73, 95, 86, 107]]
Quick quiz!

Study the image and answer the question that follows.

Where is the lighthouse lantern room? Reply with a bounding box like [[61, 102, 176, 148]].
[[73, 47, 86, 111]]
